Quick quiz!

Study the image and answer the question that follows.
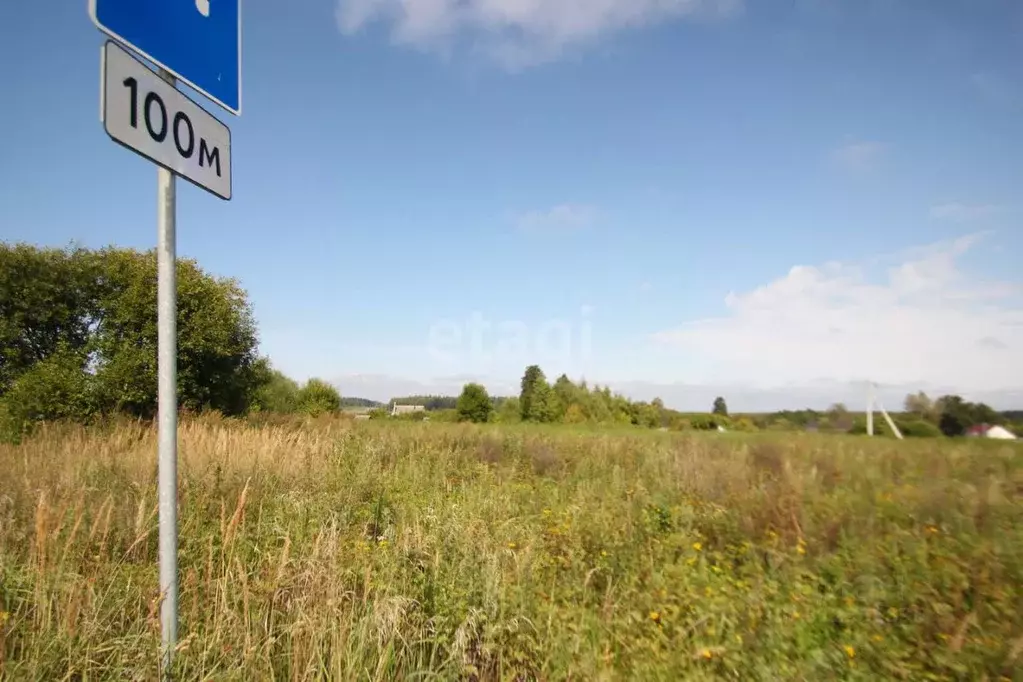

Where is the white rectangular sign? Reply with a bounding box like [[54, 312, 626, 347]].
[[102, 40, 232, 200]]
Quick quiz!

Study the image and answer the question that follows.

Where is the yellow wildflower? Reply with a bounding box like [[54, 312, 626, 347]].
[[649, 611, 661, 624], [701, 648, 713, 659], [844, 645, 855, 659], [693, 542, 703, 552]]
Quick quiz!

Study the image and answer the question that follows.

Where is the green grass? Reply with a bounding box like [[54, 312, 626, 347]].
[[0, 415, 1021, 680]]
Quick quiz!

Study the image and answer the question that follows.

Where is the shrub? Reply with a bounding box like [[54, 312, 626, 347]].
[[297, 379, 341, 416], [0, 348, 98, 440], [897, 419, 943, 438], [252, 368, 301, 413]]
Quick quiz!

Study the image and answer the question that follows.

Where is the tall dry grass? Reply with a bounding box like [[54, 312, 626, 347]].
[[0, 415, 1021, 680]]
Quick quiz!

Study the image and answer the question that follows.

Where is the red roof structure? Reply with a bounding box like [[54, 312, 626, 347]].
[[966, 424, 990, 437]]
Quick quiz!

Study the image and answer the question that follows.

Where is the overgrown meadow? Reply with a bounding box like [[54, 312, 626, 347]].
[[0, 416, 1021, 680]]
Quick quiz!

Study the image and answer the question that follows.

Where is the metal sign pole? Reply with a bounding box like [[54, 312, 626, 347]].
[[156, 68, 179, 678], [93, 0, 240, 672]]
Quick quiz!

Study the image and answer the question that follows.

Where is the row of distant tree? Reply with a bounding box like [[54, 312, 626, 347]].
[[437, 367, 1020, 438], [443, 366, 745, 430], [250, 370, 343, 416]]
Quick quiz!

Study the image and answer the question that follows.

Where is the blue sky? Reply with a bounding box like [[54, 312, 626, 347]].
[[1, 0, 1021, 408]]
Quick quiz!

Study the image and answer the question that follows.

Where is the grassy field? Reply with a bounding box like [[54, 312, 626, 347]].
[[0, 416, 1021, 680]]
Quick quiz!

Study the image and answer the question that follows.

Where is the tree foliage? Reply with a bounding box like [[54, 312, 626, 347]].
[[825, 403, 853, 432], [456, 383, 493, 423], [712, 396, 728, 416], [494, 396, 521, 424], [0, 242, 267, 433], [252, 371, 341, 417], [0, 244, 100, 393], [931, 394, 1002, 437], [252, 366, 301, 413], [903, 391, 935, 419], [519, 365, 546, 422], [296, 379, 342, 416], [340, 397, 384, 409]]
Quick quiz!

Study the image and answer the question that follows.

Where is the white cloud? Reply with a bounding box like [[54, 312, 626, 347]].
[[831, 140, 885, 171], [930, 202, 1001, 222], [335, 0, 742, 69], [516, 203, 597, 231], [650, 233, 1023, 392]]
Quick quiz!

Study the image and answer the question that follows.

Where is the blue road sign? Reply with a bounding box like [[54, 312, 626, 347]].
[[90, 0, 241, 116]]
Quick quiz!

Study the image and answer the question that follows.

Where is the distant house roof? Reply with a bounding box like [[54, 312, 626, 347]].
[[391, 404, 426, 416], [986, 425, 1017, 440], [967, 424, 1017, 440]]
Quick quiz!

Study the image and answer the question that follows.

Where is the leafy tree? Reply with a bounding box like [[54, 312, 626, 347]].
[[690, 414, 730, 431], [651, 397, 666, 425], [939, 411, 967, 437], [563, 403, 586, 424], [529, 380, 561, 423], [520, 365, 548, 421], [1, 347, 99, 439], [936, 395, 973, 437], [825, 403, 853, 432], [972, 402, 1002, 426], [904, 391, 935, 418], [339, 397, 383, 409], [552, 374, 581, 420], [251, 365, 301, 413], [494, 396, 521, 423], [630, 402, 660, 428], [0, 243, 101, 393], [297, 379, 341, 416], [933, 394, 1002, 437], [88, 247, 263, 417], [456, 383, 493, 423], [0, 243, 267, 427], [712, 396, 728, 416]]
